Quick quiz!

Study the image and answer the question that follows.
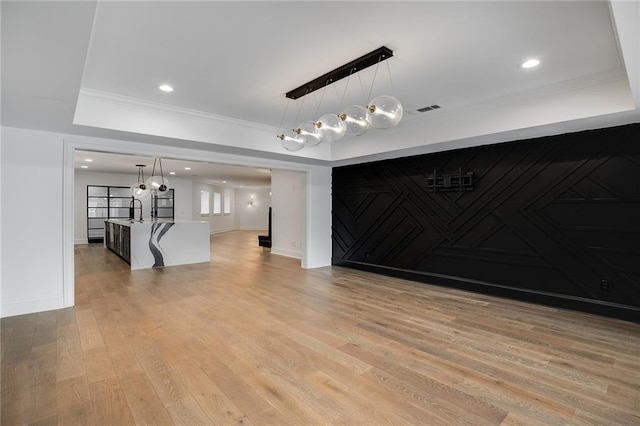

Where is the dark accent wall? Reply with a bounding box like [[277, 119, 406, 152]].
[[332, 124, 640, 322]]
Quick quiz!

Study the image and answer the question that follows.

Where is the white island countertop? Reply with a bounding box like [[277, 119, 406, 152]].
[[105, 219, 210, 270], [107, 219, 208, 225]]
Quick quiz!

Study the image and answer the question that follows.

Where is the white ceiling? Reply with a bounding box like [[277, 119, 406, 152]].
[[74, 150, 271, 188], [80, 1, 625, 122], [2, 1, 640, 169]]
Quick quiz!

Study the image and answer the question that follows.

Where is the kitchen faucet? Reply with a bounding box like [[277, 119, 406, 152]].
[[129, 197, 143, 221]]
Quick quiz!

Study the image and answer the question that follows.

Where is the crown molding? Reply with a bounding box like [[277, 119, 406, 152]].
[[77, 88, 277, 132]]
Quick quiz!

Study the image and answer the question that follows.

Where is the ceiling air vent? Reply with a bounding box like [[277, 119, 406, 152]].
[[416, 104, 442, 113]]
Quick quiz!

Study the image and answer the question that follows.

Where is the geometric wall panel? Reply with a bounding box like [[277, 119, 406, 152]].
[[332, 124, 640, 321]]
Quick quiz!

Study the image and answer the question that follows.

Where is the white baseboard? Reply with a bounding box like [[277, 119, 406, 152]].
[[236, 226, 268, 231], [1, 295, 65, 318], [210, 227, 268, 234], [210, 227, 236, 235], [271, 247, 301, 260], [75, 238, 88, 245]]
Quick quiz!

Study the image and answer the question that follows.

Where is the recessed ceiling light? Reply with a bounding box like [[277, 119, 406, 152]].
[[223, 180, 227, 184], [158, 84, 174, 92], [169, 171, 176, 175], [84, 158, 93, 162], [184, 167, 191, 170], [521, 59, 540, 69], [80, 165, 89, 169]]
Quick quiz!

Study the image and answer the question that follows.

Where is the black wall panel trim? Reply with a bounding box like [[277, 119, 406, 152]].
[[332, 123, 640, 322]]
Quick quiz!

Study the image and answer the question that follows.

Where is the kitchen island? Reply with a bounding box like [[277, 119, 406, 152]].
[[105, 219, 210, 270]]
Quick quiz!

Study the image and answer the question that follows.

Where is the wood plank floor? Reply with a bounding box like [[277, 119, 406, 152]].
[[2, 230, 639, 425]]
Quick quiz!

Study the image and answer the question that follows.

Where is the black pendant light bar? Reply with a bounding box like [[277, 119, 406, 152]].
[[285, 46, 394, 100]]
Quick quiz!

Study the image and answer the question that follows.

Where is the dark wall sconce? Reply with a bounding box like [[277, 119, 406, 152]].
[[427, 167, 474, 192]]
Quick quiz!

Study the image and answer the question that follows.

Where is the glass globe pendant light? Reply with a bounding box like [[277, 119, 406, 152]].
[[131, 164, 150, 199], [315, 113, 346, 142], [340, 105, 371, 136], [276, 47, 402, 148], [131, 185, 150, 199], [367, 95, 403, 129], [295, 120, 325, 147], [277, 129, 305, 152], [276, 96, 307, 152], [146, 175, 170, 193], [145, 157, 170, 193]]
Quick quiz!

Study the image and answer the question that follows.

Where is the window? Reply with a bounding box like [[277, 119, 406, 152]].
[[86, 185, 174, 243], [155, 189, 175, 219], [213, 192, 221, 214], [200, 190, 210, 215], [223, 193, 231, 215]]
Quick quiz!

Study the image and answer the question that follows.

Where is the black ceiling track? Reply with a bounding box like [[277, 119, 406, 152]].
[[285, 46, 394, 100]]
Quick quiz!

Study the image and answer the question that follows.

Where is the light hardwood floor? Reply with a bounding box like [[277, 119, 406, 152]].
[[2, 230, 639, 425]]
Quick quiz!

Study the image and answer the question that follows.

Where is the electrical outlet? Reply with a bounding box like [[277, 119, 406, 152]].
[[291, 241, 296, 248], [600, 279, 610, 292]]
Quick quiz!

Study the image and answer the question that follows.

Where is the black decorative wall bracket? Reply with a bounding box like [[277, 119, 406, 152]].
[[427, 168, 474, 192]]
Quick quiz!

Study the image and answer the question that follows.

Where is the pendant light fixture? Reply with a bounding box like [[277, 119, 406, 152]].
[[364, 53, 402, 129], [340, 105, 372, 136], [277, 129, 305, 152], [367, 94, 403, 129], [145, 157, 170, 193], [276, 98, 306, 152], [316, 113, 346, 142], [277, 46, 402, 151], [296, 120, 325, 147], [131, 164, 150, 199]]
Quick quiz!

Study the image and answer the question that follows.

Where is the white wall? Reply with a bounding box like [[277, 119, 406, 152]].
[[235, 187, 270, 231], [0, 123, 3, 318], [74, 170, 192, 244], [191, 181, 235, 234], [1, 127, 66, 316], [301, 166, 332, 269], [271, 170, 305, 259]]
